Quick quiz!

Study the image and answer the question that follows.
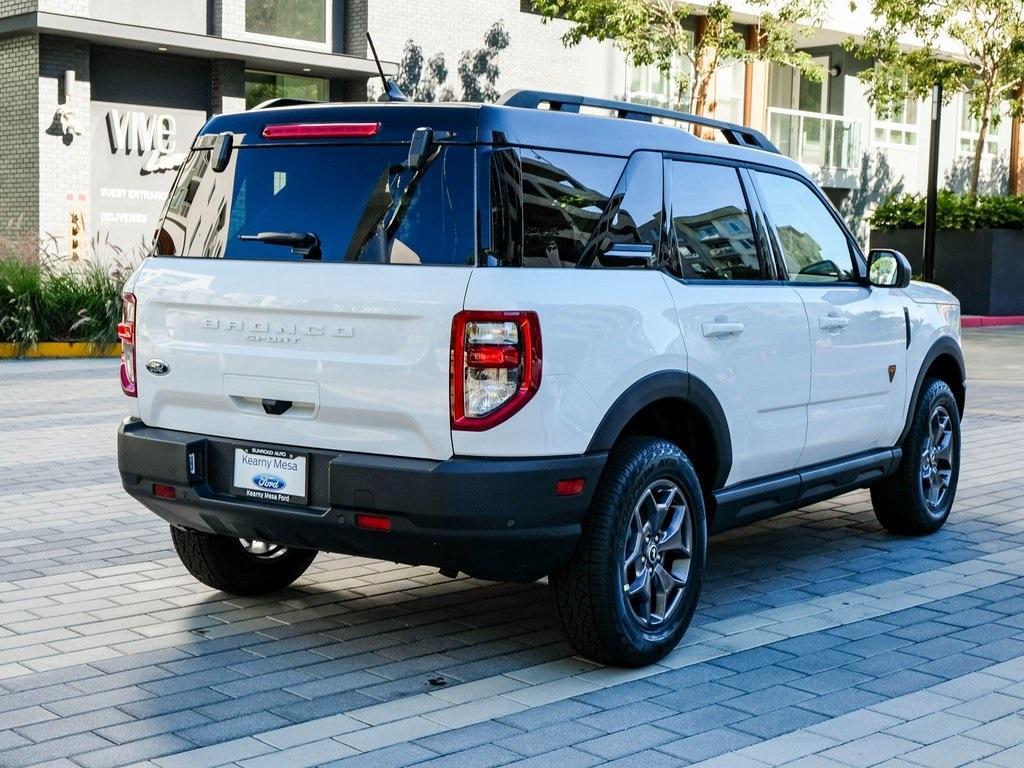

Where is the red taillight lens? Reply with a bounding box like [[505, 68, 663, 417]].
[[119, 293, 137, 397], [262, 122, 381, 139], [451, 311, 542, 431], [152, 483, 176, 500], [556, 478, 586, 497], [355, 514, 391, 532]]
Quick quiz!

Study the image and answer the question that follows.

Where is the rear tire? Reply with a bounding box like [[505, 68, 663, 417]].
[[550, 436, 707, 667], [170, 527, 317, 595], [871, 378, 961, 535]]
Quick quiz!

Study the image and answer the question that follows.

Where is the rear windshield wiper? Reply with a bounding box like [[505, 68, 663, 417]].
[[239, 231, 322, 260]]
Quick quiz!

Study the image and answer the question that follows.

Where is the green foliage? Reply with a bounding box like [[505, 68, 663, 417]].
[[870, 191, 1024, 231], [0, 243, 132, 355], [847, 0, 1024, 194], [530, 0, 827, 113]]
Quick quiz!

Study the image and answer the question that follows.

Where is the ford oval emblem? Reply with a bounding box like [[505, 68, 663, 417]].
[[146, 359, 170, 376], [252, 473, 286, 491]]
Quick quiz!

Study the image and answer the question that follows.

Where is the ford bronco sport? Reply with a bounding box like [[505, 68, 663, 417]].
[[117, 90, 965, 667]]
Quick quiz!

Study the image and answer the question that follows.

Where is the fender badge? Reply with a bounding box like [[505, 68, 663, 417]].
[[888, 364, 897, 383], [146, 359, 170, 376]]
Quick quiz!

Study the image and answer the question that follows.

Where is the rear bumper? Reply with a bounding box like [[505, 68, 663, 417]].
[[117, 419, 605, 581]]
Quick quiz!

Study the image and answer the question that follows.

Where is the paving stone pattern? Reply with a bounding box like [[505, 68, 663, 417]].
[[1, 328, 1023, 768]]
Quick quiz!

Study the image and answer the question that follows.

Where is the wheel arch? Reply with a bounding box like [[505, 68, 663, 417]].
[[586, 371, 732, 495], [899, 336, 966, 446]]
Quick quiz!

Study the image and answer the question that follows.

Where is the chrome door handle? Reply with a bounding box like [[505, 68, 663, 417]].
[[819, 314, 850, 330], [702, 321, 745, 338]]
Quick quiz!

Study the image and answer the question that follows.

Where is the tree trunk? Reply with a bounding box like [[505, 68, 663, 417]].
[[970, 86, 994, 195]]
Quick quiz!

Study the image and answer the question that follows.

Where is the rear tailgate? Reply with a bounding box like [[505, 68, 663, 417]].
[[129, 105, 479, 461], [133, 259, 469, 460]]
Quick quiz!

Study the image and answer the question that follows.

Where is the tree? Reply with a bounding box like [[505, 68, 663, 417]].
[[849, 0, 1024, 194], [530, 0, 829, 117], [392, 22, 510, 103]]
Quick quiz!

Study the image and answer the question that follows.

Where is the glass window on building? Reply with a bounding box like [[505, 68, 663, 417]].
[[624, 38, 694, 111], [872, 75, 919, 148], [958, 97, 999, 157], [245, 71, 327, 109], [715, 60, 746, 124], [245, 0, 330, 46]]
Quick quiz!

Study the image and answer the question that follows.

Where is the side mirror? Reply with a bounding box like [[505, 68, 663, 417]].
[[867, 248, 912, 289]]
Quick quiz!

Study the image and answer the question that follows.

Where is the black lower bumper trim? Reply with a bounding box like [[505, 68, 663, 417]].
[[118, 419, 606, 582]]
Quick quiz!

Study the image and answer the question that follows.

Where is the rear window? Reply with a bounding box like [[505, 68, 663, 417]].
[[154, 143, 476, 265]]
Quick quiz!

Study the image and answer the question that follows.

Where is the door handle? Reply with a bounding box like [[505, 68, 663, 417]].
[[819, 314, 850, 331], [702, 321, 745, 338]]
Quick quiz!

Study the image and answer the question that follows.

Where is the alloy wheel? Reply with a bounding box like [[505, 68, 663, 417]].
[[622, 479, 693, 629]]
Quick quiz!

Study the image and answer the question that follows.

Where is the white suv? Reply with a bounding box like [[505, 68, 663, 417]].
[[117, 91, 965, 666]]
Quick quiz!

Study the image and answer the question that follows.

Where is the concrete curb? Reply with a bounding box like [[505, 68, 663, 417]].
[[0, 342, 120, 359], [962, 316, 1024, 328]]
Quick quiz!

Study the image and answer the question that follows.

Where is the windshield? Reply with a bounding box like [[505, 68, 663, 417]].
[[153, 143, 476, 265]]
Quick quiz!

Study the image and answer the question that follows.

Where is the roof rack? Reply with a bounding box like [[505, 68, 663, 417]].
[[497, 89, 779, 154], [250, 97, 319, 110]]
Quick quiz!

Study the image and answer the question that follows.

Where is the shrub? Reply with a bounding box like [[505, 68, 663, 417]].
[[870, 191, 1024, 231], [0, 239, 134, 354]]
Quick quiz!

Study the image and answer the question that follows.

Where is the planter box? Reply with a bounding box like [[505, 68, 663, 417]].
[[870, 228, 1024, 316], [0, 342, 120, 360]]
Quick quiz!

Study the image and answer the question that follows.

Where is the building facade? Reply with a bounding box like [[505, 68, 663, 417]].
[[1, 0, 1022, 258]]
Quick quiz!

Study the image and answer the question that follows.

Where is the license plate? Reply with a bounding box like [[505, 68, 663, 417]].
[[232, 447, 308, 506]]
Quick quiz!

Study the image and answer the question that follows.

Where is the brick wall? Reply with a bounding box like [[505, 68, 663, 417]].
[[212, 58, 246, 113], [37, 35, 90, 256], [362, 0, 620, 103], [0, 35, 40, 239], [211, 0, 246, 39]]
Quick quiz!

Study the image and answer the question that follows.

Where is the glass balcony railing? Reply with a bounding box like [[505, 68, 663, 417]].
[[767, 108, 864, 171]]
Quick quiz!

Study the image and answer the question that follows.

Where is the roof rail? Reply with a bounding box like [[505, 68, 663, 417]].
[[497, 89, 779, 154], [250, 97, 319, 110]]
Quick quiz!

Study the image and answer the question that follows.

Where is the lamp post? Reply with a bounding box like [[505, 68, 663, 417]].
[[923, 79, 943, 284]]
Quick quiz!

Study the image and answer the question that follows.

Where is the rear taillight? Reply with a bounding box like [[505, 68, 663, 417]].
[[451, 311, 541, 431], [118, 293, 137, 397]]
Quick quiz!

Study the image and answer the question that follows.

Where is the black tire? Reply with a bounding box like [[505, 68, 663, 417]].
[[871, 378, 961, 535], [170, 527, 317, 595], [550, 436, 707, 667]]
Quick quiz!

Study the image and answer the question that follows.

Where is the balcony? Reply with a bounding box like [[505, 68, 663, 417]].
[[767, 107, 864, 189]]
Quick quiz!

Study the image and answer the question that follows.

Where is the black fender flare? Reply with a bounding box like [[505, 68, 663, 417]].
[[586, 371, 733, 491], [898, 336, 966, 446]]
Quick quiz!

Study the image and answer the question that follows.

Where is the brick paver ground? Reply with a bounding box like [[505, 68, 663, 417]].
[[1, 327, 1022, 768]]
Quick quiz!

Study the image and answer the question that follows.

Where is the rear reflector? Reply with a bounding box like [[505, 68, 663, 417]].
[[354, 513, 391, 532], [555, 478, 586, 497], [262, 122, 381, 139], [152, 484, 176, 500]]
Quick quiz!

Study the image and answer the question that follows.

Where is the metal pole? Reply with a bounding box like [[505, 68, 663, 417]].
[[923, 80, 943, 284]]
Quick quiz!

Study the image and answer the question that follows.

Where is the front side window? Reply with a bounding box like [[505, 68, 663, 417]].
[[667, 161, 763, 281], [155, 143, 476, 265], [754, 171, 855, 283], [245, 0, 329, 46]]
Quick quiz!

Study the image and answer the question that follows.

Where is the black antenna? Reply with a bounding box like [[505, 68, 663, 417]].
[[366, 33, 408, 102]]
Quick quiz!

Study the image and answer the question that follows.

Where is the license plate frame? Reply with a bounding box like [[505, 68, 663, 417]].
[[231, 446, 308, 506]]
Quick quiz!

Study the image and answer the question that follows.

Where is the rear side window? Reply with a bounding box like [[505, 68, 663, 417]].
[[754, 171, 855, 282], [517, 149, 624, 267], [666, 161, 763, 281], [155, 143, 476, 265]]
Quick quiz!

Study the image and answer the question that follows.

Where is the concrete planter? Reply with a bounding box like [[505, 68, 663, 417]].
[[869, 228, 1024, 316], [0, 342, 120, 359]]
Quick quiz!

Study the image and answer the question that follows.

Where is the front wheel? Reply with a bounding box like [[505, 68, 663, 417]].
[[171, 527, 317, 595], [871, 378, 961, 535], [550, 436, 707, 667]]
